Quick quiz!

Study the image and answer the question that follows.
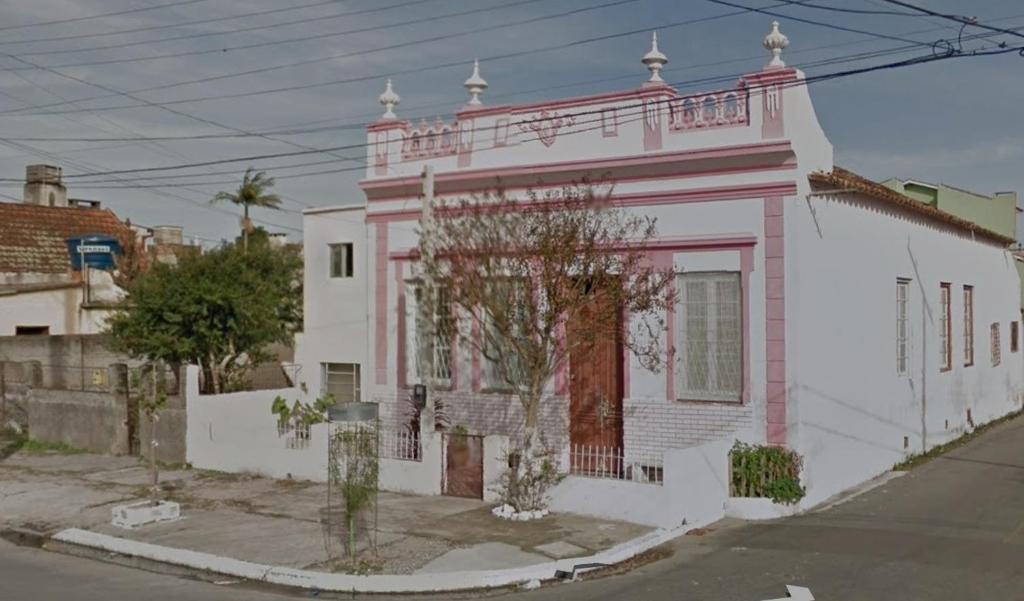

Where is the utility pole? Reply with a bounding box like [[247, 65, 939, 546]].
[[418, 165, 436, 435]]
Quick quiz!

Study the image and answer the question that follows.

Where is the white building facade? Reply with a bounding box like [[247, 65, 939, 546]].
[[298, 23, 1023, 519]]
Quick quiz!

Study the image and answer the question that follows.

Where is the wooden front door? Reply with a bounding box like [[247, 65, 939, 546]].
[[568, 292, 624, 462]]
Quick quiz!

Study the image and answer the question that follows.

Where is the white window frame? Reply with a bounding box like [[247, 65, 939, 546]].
[[939, 283, 951, 372], [329, 243, 354, 278], [963, 285, 974, 367], [991, 322, 1001, 367], [896, 279, 910, 376], [676, 271, 743, 402], [321, 362, 360, 403], [405, 283, 454, 387]]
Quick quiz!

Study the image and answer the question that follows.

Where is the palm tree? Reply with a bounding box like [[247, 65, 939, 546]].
[[211, 167, 282, 251]]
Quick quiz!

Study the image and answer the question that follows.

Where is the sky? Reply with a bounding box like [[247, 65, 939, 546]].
[[0, 0, 1021, 245]]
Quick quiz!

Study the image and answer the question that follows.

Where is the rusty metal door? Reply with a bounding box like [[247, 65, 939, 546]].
[[568, 291, 624, 471], [443, 433, 483, 499]]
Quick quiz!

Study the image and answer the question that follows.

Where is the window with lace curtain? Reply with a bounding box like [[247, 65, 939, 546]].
[[676, 272, 742, 402]]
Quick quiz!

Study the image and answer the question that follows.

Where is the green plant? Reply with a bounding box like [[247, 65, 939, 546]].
[[497, 438, 564, 512], [14, 438, 85, 455], [329, 427, 379, 561], [730, 441, 805, 505], [271, 393, 336, 430], [105, 239, 302, 394]]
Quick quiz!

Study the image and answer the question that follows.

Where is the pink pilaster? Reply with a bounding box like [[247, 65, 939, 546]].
[[374, 222, 389, 385], [394, 260, 406, 390]]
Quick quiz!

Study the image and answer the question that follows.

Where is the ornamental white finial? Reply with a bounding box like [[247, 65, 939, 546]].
[[378, 79, 400, 119], [464, 58, 488, 106], [641, 31, 668, 84], [763, 20, 789, 68]]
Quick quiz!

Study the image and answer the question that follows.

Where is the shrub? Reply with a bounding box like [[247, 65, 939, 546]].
[[730, 441, 805, 505]]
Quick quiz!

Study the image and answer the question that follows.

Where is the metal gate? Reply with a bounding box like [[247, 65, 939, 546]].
[[443, 433, 483, 499]]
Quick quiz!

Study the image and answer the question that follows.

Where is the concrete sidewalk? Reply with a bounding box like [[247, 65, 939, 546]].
[[0, 450, 650, 575]]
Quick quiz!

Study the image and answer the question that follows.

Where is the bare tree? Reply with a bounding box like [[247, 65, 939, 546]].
[[416, 184, 675, 511]]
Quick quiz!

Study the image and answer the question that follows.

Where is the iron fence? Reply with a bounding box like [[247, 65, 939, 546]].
[[568, 444, 664, 485]]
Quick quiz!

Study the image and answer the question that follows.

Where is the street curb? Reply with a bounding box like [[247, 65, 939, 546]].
[[49, 525, 686, 593], [0, 526, 49, 548]]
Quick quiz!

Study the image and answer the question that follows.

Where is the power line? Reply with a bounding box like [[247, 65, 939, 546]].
[[3, 13, 1020, 145], [874, 0, 1024, 42], [0, 0, 759, 117], [12, 0, 576, 70], [15, 41, 1017, 184], [7, 0, 447, 59], [0, 0, 352, 47], [0, 0, 216, 33]]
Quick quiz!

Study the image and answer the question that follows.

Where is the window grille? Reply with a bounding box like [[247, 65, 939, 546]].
[[677, 272, 742, 401]]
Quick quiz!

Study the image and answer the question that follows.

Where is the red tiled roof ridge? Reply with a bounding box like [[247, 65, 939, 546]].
[[808, 166, 1015, 246]]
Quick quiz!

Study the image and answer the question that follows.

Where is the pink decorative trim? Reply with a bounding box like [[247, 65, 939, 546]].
[[763, 195, 786, 445], [601, 108, 618, 138], [457, 117, 474, 168], [367, 119, 409, 133], [401, 118, 458, 161], [653, 251, 675, 402], [740, 246, 753, 404], [471, 308, 482, 392], [663, 244, 755, 404], [494, 118, 510, 147], [374, 222, 389, 385], [374, 131, 389, 176], [367, 181, 797, 224], [642, 99, 662, 151], [395, 260, 407, 390], [517, 110, 576, 147], [444, 84, 676, 121], [669, 86, 749, 132], [360, 140, 794, 199]]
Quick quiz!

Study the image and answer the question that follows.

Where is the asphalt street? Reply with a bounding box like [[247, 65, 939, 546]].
[[3, 414, 1023, 600]]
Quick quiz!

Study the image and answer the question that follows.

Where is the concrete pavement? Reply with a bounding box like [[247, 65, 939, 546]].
[[3, 414, 1024, 599]]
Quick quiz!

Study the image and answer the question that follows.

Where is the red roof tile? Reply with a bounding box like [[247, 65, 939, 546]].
[[0, 202, 132, 274], [808, 167, 1015, 246]]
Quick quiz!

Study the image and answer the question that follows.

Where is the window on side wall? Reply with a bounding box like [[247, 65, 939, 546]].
[[896, 279, 910, 376], [409, 284, 454, 387], [329, 243, 354, 278], [963, 285, 974, 367], [677, 272, 742, 402], [1012, 321, 1020, 353], [991, 323, 1001, 366], [322, 362, 360, 403], [939, 283, 952, 372]]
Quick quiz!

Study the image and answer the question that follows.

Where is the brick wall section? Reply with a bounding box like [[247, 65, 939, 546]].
[[624, 396, 753, 457], [370, 389, 569, 449]]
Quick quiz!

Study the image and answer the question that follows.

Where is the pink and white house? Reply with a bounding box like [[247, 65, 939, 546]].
[[295, 22, 1023, 526]]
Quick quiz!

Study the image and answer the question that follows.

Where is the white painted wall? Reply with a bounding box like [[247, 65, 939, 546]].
[[789, 193, 1024, 506], [294, 205, 369, 403], [184, 366, 443, 494], [548, 438, 731, 529], [0, 286, 112, 336]]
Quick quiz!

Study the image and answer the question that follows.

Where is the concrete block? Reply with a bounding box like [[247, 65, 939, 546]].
[[111, 500, 181, 529]]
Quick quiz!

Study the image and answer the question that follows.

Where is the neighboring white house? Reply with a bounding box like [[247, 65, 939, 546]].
[[295, 22, 1023, 523], [0, 166, 133, 337]]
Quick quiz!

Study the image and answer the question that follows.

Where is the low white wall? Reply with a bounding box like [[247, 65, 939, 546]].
[[548, 438, 731, 529], [185, 366, 443, 493], [185, 366, 327, 481], [378, 431, 442, 496]]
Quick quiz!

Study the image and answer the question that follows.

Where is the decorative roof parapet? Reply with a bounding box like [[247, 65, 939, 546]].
[[378, 79, 401, 120], [464, 59, 488, 107], [763, 21, 789, 69], [641, 31, 668, 85]]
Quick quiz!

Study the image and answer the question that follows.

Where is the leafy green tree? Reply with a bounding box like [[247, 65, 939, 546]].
[[211, 167, 282, 251], [106, 240, 302, 394]]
